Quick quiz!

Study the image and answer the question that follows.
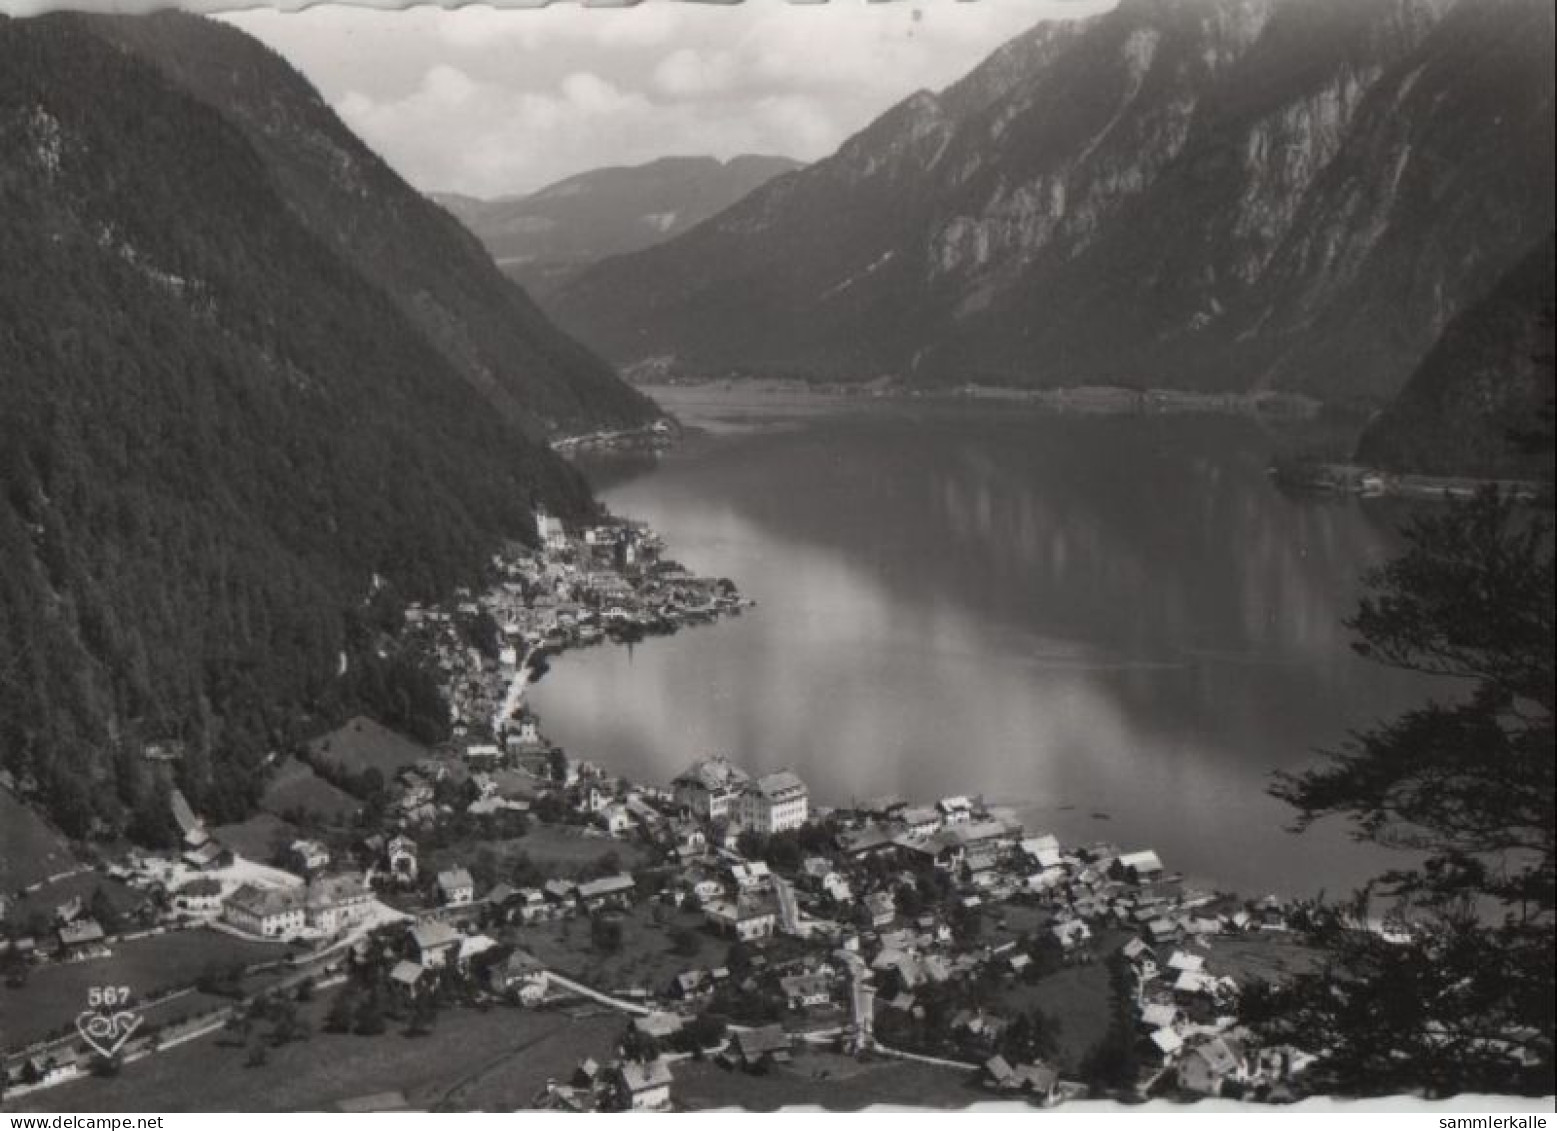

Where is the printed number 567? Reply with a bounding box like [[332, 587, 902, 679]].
[[88, 985, 131, 1007]]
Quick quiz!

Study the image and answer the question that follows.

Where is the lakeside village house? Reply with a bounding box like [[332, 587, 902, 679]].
[[222, 873, 373, 939], [671, 756, 810, 833]]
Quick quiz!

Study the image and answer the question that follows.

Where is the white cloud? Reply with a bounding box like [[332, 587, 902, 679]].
[[223, 0, 1116, 197]]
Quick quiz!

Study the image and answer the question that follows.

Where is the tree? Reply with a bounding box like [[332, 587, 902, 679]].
[[406, 995, 438, 1038], [88, 886, 121, 935], [470, 846, 502, 892], [267, 999, 310, 1047], [1080, 951, 1142, 1097], [324, 986, 356, 1033], [676, 1011, 728, 1052], [1247, 491, 1554, 1097], [590, 913, 623, 954], [725, 939, 752, 976], [669, 925, 701, 957], [353, 992, 386, 1036], [1001, 1008, 1061, 1063], [546, 746, 570, 784], [621, 1023, 659, 1063]]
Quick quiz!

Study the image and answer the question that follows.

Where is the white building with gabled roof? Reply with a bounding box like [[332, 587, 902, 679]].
[[224, 884, 305, 939], [671, 755, 750, 821], [738, 770, 809, 834]]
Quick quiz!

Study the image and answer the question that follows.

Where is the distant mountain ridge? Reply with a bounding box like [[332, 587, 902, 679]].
[[550, 0, 1555, 404], [434, 154, 802, 296], [0, 12, 647, 835]]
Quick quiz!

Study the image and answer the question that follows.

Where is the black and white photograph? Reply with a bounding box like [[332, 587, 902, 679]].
[[0, 0, 1552, 1115]]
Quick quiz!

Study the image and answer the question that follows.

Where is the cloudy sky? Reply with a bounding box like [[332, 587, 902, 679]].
[[221, 1, 1113, 200]]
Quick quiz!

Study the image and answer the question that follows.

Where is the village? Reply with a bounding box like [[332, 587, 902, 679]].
[[1, 507, 1323, 1113]]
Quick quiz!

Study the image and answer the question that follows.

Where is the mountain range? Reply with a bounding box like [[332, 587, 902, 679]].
[[548, 0, 1555, 405], [434, 154, 801, 296], [0, 12, 651, 834]]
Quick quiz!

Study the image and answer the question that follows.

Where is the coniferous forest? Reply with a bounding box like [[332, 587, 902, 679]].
[[0, 14, 647, 836]]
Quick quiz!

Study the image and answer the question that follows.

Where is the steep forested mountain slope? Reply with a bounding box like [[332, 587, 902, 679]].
[[90, 12, 656, 436], [1356, 235, 1555, 479], [551, 0, 1554, 403], [434, 155, 802, 296], [0, 14, 630, 836]]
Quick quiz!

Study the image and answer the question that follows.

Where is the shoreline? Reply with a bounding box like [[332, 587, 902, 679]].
[[1269, 460, 1549, 503], [629, 377, 1326, 419], [467, 510, 1290, 911]]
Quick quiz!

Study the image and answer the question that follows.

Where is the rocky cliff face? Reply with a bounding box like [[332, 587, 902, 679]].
[[550, 0, 1554, 403]]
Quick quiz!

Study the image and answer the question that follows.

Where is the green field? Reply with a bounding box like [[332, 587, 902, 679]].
[[675, 1049, 979, 1110], [308, 716, 430, 779], [0, 790, 78, 892], [260, 758, 362, 826], [997, 959, 1113, 1073], [2, 929, 287, 1050], [4, 874, 147, 934], [211, 813, 301, 864], [509, 823, 650, 874], [424, 823, 652, 890], [16, 1000, 622, 1112], [512, 903, 727, 995], [1198, 932, 1322, 985]]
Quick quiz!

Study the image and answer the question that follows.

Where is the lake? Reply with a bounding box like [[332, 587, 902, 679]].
[[530, 386, 1441, 899]]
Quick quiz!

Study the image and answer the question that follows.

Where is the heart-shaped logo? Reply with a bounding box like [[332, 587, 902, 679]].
[[75, 1009, 143, 1060]]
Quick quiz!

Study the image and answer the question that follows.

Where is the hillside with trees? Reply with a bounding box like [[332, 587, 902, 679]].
[[0, 14, 637, 838], [1355, 235, 1555, 480]]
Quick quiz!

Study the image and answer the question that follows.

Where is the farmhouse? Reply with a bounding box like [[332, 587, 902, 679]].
[[437, 868, 476, 905], [984, 1056, 1060, 1102], [386, 835, 419, 883], [671, 755, 750, 821], [624, 1012, 679, 1043], [1114, 850, 1165, 884], [614, 1058, 673, 1111], [492, 950, 550, 1005], [175, 877, 223, 913], [728, 1025, 791, 1070], [409, 919, 462, 967], [1020, 835, 1064, 870], [899, 807, 940, 837], [779, 972, 833, 1010], [224, 884, 304, 938], [182, 839, 233, 872], [576, 873, 636, 911], [864, 890, 896, 928], [1177, 1036, 1248, 1095], [57, 918, 106, 954], [305, 873, 373, 933], [599, 803, 635, 837], [290, 839, 331, 873], [936, 796, 974, 824], [704, 894, 778, 941]]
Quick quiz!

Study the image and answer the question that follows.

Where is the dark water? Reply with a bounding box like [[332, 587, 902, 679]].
[[530, 388, 1440, 899]]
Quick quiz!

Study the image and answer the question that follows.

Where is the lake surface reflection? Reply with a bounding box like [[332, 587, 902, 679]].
[[531, 388, 1439, 899]]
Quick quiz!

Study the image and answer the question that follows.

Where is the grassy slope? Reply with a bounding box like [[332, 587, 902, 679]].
[[0, 791, 78, 891], [16, 1000, 620, 1112]]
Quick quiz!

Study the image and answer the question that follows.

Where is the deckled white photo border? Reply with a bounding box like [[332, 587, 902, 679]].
[[1, 0, 1550, 1118]]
